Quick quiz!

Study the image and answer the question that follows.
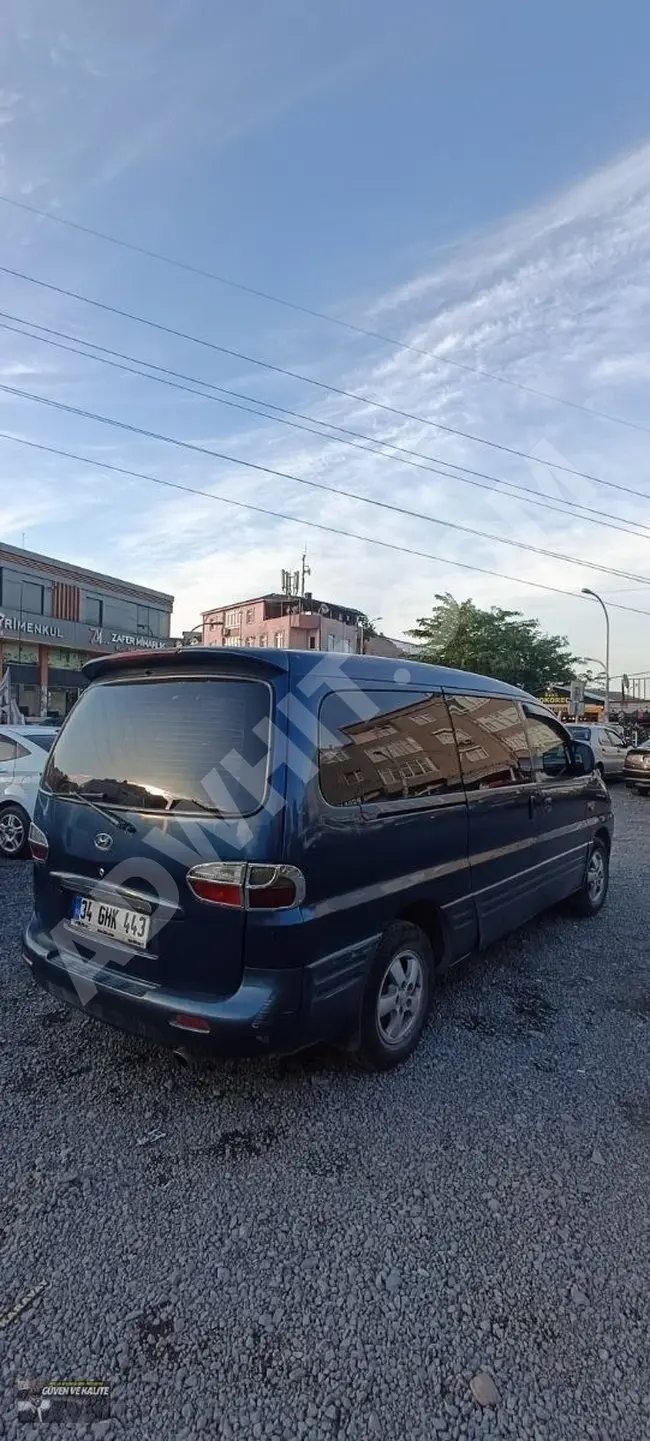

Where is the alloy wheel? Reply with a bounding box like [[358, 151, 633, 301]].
[[0, 810, 26, 857], [587, 847, 606, 905], [376, 948, 425, 1047]]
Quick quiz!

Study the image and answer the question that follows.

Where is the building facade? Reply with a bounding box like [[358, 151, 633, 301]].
[[0, 542, 174, 719], [202, 592, 365, 654]]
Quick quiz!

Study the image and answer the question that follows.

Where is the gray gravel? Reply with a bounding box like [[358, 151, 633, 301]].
[[1, 787, 649, 1441]]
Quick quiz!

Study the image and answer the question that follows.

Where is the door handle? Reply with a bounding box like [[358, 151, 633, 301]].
[[529, 791, 553, 817]]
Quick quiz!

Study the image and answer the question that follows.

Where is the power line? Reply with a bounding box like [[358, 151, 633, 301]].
[[2, 424, 650, 619], [1, 377, 650, 592], [2, 309, 650, 546], [0, 189, 646, 438], [5, 308, 650, 544], [2, 261, 648, 504]]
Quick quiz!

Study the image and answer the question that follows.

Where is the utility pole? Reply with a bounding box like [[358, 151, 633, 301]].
[[581, 588, 610, 722]]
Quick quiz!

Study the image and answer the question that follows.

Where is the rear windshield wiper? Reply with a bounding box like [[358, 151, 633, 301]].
[[74, 791, 137, 835]]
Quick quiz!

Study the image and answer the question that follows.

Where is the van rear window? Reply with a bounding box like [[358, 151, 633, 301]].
[[43, 677, 270, 816]]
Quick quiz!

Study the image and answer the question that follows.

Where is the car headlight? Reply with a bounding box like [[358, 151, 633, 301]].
[[643, 755, 650, 769]]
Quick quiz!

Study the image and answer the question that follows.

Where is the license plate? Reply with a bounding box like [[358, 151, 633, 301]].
[[71, 895, 151, 949]]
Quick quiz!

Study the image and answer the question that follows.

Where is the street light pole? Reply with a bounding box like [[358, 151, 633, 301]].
[[358, 615, 382, 655], [581, 588, 610, 721]]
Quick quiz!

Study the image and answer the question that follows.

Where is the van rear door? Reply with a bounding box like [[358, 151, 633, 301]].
[[34, 659, 287, 1000]]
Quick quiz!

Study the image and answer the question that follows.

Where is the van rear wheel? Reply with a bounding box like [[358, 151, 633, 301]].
[[359, 922, 434, 1070]]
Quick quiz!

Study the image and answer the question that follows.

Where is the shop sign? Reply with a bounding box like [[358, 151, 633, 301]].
[[89, 628, 167, 651], [0, 613, 63, 639], [0, 612, 168, 652]]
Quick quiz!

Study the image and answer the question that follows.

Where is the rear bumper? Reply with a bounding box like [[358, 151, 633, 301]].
[[22, 915, 372, 1058]]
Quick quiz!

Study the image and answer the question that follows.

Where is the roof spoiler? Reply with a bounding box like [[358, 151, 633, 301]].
[[82, 645, 291, 683]]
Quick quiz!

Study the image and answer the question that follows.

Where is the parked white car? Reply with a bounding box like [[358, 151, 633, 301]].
[[566, 722, 629, 779], [0, 726, 58, 858]]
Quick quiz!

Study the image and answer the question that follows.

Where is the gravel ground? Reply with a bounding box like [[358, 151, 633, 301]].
[[1, 787, 649, 1441]]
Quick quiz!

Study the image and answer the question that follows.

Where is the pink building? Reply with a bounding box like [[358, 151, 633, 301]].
[[202, 592, 364, 653]]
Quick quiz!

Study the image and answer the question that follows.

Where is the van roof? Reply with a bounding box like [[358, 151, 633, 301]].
[[83, 645, 537, 702]]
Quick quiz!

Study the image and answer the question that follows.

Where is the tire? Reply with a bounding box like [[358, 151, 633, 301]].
[[0, 802, 30, 859], [358, 921, 434, 1070], [570, 837, 609, 917]]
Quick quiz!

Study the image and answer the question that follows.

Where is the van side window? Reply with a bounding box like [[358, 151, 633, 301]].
[[319, 691, 464, 805], [447, 696, 533, 789], [524, 711, 572, 780]]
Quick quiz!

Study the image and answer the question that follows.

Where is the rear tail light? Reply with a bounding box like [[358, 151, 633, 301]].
[[29, 823, 49, 864], [186, 862, 246, 907], [170, 1014, 211, 1033], [246, 865, 304, 908], [186, 862, 305, 909]]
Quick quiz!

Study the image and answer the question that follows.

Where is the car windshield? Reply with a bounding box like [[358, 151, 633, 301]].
[[42, 677, 271, 816]]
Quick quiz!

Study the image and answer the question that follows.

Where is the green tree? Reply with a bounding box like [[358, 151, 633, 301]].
[[409, 595, 578, 695]]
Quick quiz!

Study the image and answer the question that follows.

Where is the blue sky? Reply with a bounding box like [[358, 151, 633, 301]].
[[1, 0, 650, 677]]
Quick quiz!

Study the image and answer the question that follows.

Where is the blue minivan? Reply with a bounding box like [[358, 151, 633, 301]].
[[23, 648, 612, 1069]]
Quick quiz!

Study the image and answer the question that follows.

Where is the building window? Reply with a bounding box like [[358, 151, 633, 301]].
[[273, 631, 285, 648], [353, 724, 397, 744], [223, 636, 240, 647], [130, 606, 166, 639], [85, 594, 103, 626], [448, 695, 490, 715], [246, 607, 256, 624], [225, 609, 242, 629], [1, 643, 38, 664], [244, 636, 257, 647], [258, 633, 268, 647], [0, 572, 45, 615], [49, 649, 84, 670]]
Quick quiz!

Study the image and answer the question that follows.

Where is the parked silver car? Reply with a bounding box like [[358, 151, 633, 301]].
[[566, 723, 628, 779], [0, 727, 58, 857]]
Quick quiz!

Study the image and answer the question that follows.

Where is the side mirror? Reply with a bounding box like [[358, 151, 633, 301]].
[[570, 740, 595, 775], [542, 747, 569, 778]]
